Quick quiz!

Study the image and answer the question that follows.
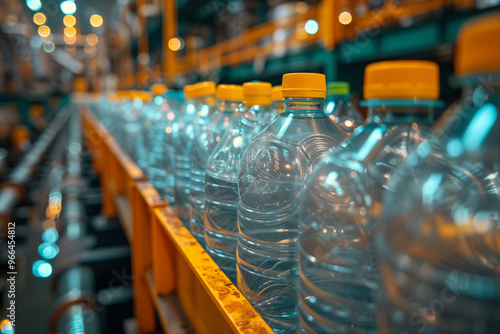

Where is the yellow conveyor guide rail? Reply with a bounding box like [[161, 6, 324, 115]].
[[81, 107, 274, 334]]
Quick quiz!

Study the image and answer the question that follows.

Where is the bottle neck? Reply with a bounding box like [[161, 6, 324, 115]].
[[367, 102, 435, 126], [196, 95, 216, 117], [327, 94, 351, 104], [217, 100, 242, 113], [183, 98, 198, 117], [282, 98, 325, 116], [249, 104, 275, 115]]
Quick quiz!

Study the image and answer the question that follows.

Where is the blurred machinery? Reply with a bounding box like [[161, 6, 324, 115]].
[[0, 105, 134, 333]]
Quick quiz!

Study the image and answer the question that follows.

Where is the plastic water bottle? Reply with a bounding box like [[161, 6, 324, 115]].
[[144, 84, 173, 200], [174, 84, 201, 224], [118, 91, 150, 163], [272, 85, 285, 113], [244, 82, 280, 126], [376, 14, 500, 334], [164, 90, 184, 204], [204, 82, 274, 283], [190, 84, 241, 244], [297, 61, 442, 334], [134, 91, 152, 171], [324, 81, 363, 135], [237, 73, 347, 333]]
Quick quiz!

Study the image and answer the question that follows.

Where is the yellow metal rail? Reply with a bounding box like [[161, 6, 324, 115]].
[[166, 0, 475, 79], [81, 107, 274, 333]]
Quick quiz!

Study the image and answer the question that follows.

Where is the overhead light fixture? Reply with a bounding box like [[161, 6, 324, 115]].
[[60, 0, 76, 15]]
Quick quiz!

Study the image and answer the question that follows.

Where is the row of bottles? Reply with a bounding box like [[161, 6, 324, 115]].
[[92, 11, 499, 334]]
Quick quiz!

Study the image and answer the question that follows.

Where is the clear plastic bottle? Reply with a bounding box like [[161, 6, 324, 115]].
[[376, 13, 500, 334], [204, 82, 273, 284], [120, 91, 151, 164], [237, 73, 347, 334], [174, 84, 200, 225], [163, 90, 184, 204], [244, 82, 280, 126], [297, 61, 442, 334], [144, 84, 173, 200], [135, 91, 153, 171], [324, 81, 363, 135], [190, 83, 241, 243]]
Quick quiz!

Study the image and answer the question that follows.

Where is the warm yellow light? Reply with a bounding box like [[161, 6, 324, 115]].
[[64, 26, 77, 38], [339, 11, 352, 25], [64, 35, 76, 44], [90, 14, 103, 28], [33, 13, 46, 25], [63, 15, 76, 27], [38, 25, 51, 38], [86, 33, 98, 45], [84, 44, 96, 55], [168, 38, 181, 51]]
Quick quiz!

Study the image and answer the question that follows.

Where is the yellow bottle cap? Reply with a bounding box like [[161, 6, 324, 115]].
[[243, 82, 272, 106], [183, 84, 197, 99], [455, 12, 500, 77], [282, 73, 326, 99], [131, 90, 152, 103], [363, 60, 439, 100], [271, 86, 283, 102], [216, 84, 244, 101], [151, 83, 168, 96], [193, 81, 216, 98]]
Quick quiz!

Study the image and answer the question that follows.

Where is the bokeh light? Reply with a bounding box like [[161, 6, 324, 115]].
[[38, 25, 51, 38], [43, 42, 55, 53], [33, 12, 46, 25], [86, 33, 98, 45], [64, 26, 77, 38], [26, 0, 42, 11], [168, 37, 182, 51], [60, 0, 77, 15], [0, 319, 14, 334], [90, 14, 103, 28], [42, 228, 59, 243], [38, 242, 60, 259], [64, 35, 77, 44], [63, 14, 76, 27], [304, 19, 319, 35], [339, 11, 353, 25], [84, 44, 96, 55], [32, 260, 52, 278]]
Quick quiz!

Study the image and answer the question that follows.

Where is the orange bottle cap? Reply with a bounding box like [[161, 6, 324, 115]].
[[363, 60, 439, 100], [282, 73, 326, 99], [216, 84, 244, 101], [455, 12, 500, 77], [243, 82, 272, 106], [151, 83, 168, 96], [193, 81, 216, 98], [271, 86, 283, 101]]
